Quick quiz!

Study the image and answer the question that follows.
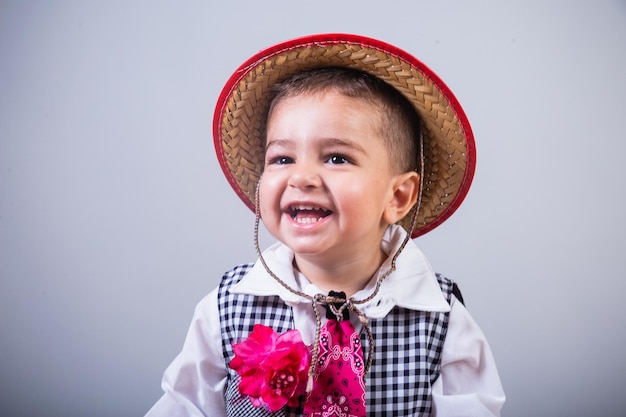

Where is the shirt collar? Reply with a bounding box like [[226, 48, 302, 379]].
[[229, 224, 450, 317]]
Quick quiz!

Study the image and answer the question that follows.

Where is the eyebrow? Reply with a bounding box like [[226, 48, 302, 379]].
[[265, 139, 293, 151], [265, 137, 367, 154], [321, 137, 367, 154]]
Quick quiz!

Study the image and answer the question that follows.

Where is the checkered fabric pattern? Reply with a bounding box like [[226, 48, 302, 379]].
[[218, 264, 454, 416], [364, 273, 452, 415]]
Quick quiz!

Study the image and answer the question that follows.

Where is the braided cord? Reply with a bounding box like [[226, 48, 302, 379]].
[[252, 137, 424, 383]]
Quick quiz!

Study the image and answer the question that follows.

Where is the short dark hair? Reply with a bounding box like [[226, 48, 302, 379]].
[[264, 67, 422, 174]]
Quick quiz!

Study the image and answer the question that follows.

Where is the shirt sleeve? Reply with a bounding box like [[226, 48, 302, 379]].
[[145, 288, 227, 417], [432, 295, 506, 417]]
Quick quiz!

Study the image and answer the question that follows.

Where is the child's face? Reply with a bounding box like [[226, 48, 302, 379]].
[[259, 90, 402, 266]]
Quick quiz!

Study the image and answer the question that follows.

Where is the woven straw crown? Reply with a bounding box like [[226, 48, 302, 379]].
[[213, 34, 475, 237]]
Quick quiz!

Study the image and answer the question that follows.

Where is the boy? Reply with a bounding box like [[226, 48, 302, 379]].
[[146, 34, 505, 416]]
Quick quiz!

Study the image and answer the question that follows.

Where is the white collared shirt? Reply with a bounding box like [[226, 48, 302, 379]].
[[146, 225, 505, 416]]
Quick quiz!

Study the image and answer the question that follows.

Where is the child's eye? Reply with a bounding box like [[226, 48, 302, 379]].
[[327, 154, 350, 165], [268, 156, 294, 165]]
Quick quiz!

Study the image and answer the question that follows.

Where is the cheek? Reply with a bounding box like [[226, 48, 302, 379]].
[[336, 176, 382, 199], [257, 176, 280, 219], [335, 177, 392, 215]]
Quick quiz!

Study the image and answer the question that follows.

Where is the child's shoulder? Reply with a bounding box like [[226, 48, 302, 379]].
[[219, 263, 255, 287], [435, 272, 465, 306]]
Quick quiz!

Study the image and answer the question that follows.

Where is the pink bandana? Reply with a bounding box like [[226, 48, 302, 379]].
[[304, 317, 366, 416]]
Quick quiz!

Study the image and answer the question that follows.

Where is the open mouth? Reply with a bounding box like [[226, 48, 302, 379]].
[[287, 204, 332, 224]]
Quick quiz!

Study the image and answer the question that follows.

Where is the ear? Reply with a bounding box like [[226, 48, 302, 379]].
[[383, 171, 420, 224]]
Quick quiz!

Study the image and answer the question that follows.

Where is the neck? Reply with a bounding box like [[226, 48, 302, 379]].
[[293, 247, 387, 298]]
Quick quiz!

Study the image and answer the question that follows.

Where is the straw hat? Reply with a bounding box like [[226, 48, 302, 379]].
[[213, 34, 475, 237]]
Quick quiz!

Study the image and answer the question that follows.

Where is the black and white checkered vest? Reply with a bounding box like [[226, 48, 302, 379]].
[[218, 263, 454, 416]]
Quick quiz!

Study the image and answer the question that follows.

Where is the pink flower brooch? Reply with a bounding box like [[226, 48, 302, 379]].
[[229, 324, 311, 412]]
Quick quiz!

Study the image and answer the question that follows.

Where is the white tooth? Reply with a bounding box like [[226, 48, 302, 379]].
[[290, 204, 329, 214], [295, 217, 319, 224]]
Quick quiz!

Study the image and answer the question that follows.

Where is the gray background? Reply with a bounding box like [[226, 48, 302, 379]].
[[1, 1, 625, 416]]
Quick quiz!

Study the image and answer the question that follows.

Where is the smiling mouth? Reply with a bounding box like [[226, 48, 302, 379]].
[[287, 205, 332, 224]]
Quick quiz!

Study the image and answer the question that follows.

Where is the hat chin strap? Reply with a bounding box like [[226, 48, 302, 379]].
[[406, 125, 425, 237]]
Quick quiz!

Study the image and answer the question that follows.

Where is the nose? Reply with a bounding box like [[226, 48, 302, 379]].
[[287, 160, 322, 189]]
